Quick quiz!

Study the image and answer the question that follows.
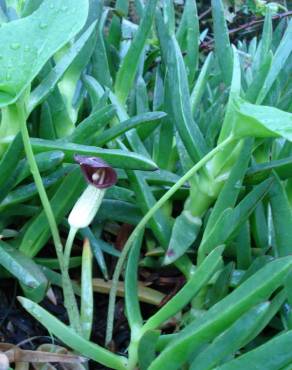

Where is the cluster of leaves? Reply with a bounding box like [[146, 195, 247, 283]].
[[0, 0, 292, 369]]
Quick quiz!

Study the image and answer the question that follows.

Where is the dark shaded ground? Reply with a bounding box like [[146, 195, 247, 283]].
[[0, 279, 129, 369]]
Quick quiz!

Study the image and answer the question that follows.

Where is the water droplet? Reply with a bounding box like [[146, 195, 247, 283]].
[[6, 72, 11, 81], [10, 43, 20, 50], [39, 21, 48, 29], [61, 5, 68, 11], [24, 45, 30, 52], [49, 3, 54, 9]]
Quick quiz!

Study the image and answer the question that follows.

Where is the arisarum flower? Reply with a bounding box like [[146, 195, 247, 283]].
[[68, 155, 117, 230]]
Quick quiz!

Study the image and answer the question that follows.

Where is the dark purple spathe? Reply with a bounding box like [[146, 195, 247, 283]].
[[74, 154, 117, 189]]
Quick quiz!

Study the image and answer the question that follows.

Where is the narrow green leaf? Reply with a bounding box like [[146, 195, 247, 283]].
[[149, 256, 292, 370], [211, 0, 233, 85], [114, 0, 158, 103], [81, 239, 93, 340], [94, 112, 166, 147], [157, 14, 207, 162], [190, 302, 271, 370], [217, 330, 292, 370], [0, 133, 23, 202], [199, 178, 273, 259], [190, 52, 213, 116], [18, 297, 128, 370], [68, 105, 117, 144], [164, 211, 202, 265], [138, 330, 160, 370], [202, 139, 253, 242], [257, 19, 292, 104], [15, 151, 64, 186], [245, 156, 292, 185], [0, 166, 74, 210], [19, 169, 84, 257], [269, 173, 292, 257], [125, 229, 144, 329], [0, 240, 48, 302], [143, 246, 224, 331], [29, 138, 158, 171]]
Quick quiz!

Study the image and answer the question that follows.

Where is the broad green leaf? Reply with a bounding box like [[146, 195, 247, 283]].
[[0, 0, 89, 107], [28, 21, 97, 113], [233, 97, 292, 141]]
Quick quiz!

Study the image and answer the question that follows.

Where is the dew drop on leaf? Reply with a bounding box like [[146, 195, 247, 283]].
[[10, 43, 20, 50], [61, 5, 68, 11], [6, 72, 11, 81], [39, 22, 48, 29]]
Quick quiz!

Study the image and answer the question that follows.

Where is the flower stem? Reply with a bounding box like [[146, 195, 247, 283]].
[[17, 99, 81, 334], [105, 135, 235, 346], [63, 226, 82, 334]]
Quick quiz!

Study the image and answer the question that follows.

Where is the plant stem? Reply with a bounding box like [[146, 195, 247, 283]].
[[63, 226, 82, 333], [105, 135, 234, 346], [17, 100, 81, 334], [17, 100, 64, 266]]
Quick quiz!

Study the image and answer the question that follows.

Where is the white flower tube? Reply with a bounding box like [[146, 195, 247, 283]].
[[68, 184, 106, 229]]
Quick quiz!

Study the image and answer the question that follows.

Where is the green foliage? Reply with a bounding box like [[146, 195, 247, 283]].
[[0, 1, 291, 369]]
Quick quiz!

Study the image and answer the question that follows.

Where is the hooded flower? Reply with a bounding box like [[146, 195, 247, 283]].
[[74, 154, 117, 188], [68, 155, 117, 230]]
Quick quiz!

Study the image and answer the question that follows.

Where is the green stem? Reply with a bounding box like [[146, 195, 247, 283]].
[[105, 135, 235, 346], [17, 100, 81, 334], [63, 226, 82, 334], [17, 101, 64, 265]]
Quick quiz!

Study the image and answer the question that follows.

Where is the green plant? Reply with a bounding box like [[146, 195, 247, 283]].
[[0, 0, 291, 369]]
